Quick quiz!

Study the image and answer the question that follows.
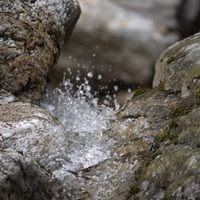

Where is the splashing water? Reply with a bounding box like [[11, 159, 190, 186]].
[[40, 74, 140, 199], [41, 74, 118, 171]]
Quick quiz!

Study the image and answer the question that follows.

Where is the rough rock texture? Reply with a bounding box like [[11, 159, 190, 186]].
[[111, 33, 200, 199], [0, 102, 68, 199], [0, 150, 59, 200], [0, 0, 80, 104], [1, 33, 200, 199]]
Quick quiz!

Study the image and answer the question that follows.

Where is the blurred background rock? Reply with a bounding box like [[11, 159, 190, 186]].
[[49, 0, 200, 105]]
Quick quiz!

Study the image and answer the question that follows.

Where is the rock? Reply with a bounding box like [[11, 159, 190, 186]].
[[52, 0, 180, 103], [0, 0, 80, 104], [1, 32, 200, 199], [0, 150, 60, 200], [108, 33, 200, 199], [153, 32, 200, 94], [0, 102, 69, 199]]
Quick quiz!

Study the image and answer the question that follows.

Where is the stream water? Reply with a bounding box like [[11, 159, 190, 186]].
[[41, 75, 120, 198]]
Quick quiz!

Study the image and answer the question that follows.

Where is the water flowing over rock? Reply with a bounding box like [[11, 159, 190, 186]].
[[0, 0, 80, 104], [1, 31, 200, 199]]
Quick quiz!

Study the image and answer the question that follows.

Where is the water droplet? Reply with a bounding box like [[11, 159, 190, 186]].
[[114, 86, 118, 91], [84, 79, 89, 84], [98, 74, 102, 80], [87, 72, 93, 78], [76, 76, 80, 81]]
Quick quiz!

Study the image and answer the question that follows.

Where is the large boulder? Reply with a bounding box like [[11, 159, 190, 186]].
[[108, 33, 200, 199], [1, 32, 200, 199], [0, 0, 80, 104], [0, 102, 66, 199]]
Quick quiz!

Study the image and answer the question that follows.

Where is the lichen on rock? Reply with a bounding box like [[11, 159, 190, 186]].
[[0, 0, 81, 104]]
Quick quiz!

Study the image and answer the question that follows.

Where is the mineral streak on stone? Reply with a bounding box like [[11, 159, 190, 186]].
[[0, 0, 81, 104]]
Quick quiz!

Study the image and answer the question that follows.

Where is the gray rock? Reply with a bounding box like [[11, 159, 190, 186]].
[[1, 32, 200, 199], [0, 150, 60, 200], [113, 33, 200, 199], [0, 102, 71, 199], [0, 0, 80, 104], [153, 32, 200, 95]]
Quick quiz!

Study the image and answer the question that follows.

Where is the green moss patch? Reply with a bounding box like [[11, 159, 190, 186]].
[[125, 185, 140, 200], [132, 89, 148, 99], [166, 56, 175, 64], [125, 120, 179, 199], [172, 107, 191, 117], [196, 88, 200, 105], [158, 82, 165, 91], [154, 120, 179, 149]]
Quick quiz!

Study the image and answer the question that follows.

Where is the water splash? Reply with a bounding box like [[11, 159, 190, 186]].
[[41, 75, 118, 171], [42, 75, 117, 132]]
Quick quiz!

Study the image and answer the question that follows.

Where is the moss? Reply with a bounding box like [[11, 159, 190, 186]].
[[151, 150, 162, 160], [134, 174, 141, 182], [134, 167, 142, 182], [171, 137, 178, 145], [154, 132, 170, 148], [126, 167, 143, 199], [196, 88, 200, 105], [132, 89, 148, 99], [126, 120, 179, 199], [169, 120, 178, 129], [154, 120, 179, 148], [188, 67, 200, 80], [144, 159, 151, 167], [158, 82, 165, 91], [125, 185, 140, 200], [172, 107, 191, 117], [126, 150, 161, 199], [166, 56, 175, 64]]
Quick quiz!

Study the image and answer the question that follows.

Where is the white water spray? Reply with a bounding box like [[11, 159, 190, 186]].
[[41, 74, 118, 170]]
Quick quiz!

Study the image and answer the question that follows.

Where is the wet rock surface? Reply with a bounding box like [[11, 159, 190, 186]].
[[1, 32, 200, 199], [0, 102, 67, 199], [0, 0, 80, 104], [0, 150, 60, 200]]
